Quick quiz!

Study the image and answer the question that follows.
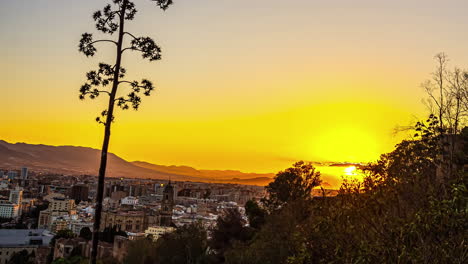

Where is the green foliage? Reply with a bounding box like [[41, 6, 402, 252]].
[[51, 256, 87, 264]]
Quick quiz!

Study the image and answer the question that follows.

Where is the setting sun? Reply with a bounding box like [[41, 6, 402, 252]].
[[344, 166, 357, 176]]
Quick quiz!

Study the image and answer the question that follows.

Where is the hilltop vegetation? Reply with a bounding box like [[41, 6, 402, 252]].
[[123, 121, 467, 264]]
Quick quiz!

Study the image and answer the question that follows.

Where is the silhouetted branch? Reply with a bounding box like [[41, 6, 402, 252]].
[[90, 40, 118, 46], [123, 31, 138, 40]]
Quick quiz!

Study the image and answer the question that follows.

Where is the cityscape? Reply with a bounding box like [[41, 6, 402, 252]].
[[1, 0, 467, 263], [0, 166, 267, 263]]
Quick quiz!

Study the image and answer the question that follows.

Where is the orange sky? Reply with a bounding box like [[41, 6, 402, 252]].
[[1, 0, 468, 173]]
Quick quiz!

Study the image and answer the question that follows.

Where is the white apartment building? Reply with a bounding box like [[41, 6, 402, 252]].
[[0, 201, 19, 219]]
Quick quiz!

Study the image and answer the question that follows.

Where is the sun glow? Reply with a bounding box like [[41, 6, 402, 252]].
[[344, 166, 357, 176]]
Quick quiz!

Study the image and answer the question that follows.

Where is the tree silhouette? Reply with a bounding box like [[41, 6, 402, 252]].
[[77, 1, 173, 263], [262, 161, 322, 211]]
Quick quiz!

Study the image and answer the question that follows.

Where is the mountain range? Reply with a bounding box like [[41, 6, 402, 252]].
[[0, 140, 274, 185]]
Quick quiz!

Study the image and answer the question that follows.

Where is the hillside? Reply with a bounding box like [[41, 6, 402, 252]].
[[0, 140, 273, 185]]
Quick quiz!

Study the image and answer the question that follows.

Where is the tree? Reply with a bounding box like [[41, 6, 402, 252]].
[[210, 208, 252, 261], [99, 226, 127, 243], [225, 201, 312, 264], [154, 223, 211, 264], [244, 200, 266, 229], [422, 53, 468, 181], [262, 161, 322, 211], [50, 229, 76, 247], [124, 237, 157, 264], [124, 239, 156, 264], [77, 1, 173, 263], [79, 227, 92, 241], [48, 229, 77, 264], [422, 53, 468, 135], [8, 250, 34, 264]]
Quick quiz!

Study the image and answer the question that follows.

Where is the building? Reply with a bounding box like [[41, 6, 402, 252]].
[[100, 210, 147, 233], [69, 184, 89, 202], [7, 171, 17, 180], [49, 217, 70, 233], [9, 187, 23, 205], [112, 236, 129, 263], [0, 201, 19, 219], [0, 229, 53, 264], [121, 196, 138, 206], [53, 237, 113, 262], [53, 237, 87, 260], [160, 181, 175, 227], [49, 197, 76, 212], [21, 167, 28, 180], [38, 197, 77, 230], [144, 226, 175, 241], [70, 220, 93, 235]]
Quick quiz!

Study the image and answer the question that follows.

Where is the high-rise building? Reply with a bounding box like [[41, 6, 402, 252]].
[[7, 171, 17, 180], [70, 184, 89, 202], [9, 187, 23, 205], [21, 167, 28, 179]]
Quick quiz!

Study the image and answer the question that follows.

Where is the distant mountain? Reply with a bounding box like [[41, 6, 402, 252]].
[[0, 140, 273, 185], [132, 161, 274, 180]]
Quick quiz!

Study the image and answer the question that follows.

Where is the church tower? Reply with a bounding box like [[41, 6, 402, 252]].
[[160, 181, 174, 226]]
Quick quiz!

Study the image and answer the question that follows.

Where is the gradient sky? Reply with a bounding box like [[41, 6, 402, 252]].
[[1, 0, 468, 173]]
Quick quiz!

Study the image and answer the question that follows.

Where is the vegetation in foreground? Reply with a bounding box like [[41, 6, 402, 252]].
[[120, 55, 468, 264]]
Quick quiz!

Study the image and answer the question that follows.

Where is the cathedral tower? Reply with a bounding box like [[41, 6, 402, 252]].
[[160, 181, 174, 226]]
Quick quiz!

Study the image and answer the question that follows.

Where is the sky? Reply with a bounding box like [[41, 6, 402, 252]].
[[1, 0, 468, 173]]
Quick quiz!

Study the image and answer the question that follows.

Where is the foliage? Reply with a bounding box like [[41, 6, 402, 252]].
[[124, 237, 157, 264], [78, 1, 173, 262], [262, 161, 322, 211], [154, 222, 211, 264], [224, 124, 468, 263], [79, 227, 92, 240], [210, 208, 253, 262], [51, 256, 87, 264], [124, 223, 211, 264], [47, 229, 77, 264], [8, 249, 35, 264], [244, 200, 266, 229], [50, 229, 76, 246], [99, 226, 127, 243]]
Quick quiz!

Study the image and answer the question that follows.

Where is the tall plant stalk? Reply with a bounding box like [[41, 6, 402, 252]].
[[77, 1, 173, 263]]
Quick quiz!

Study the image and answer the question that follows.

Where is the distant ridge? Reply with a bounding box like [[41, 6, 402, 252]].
[[0, 140, 273, 185]]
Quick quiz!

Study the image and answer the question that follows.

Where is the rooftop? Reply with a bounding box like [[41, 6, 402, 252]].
[[0, 229, 54, 247]]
